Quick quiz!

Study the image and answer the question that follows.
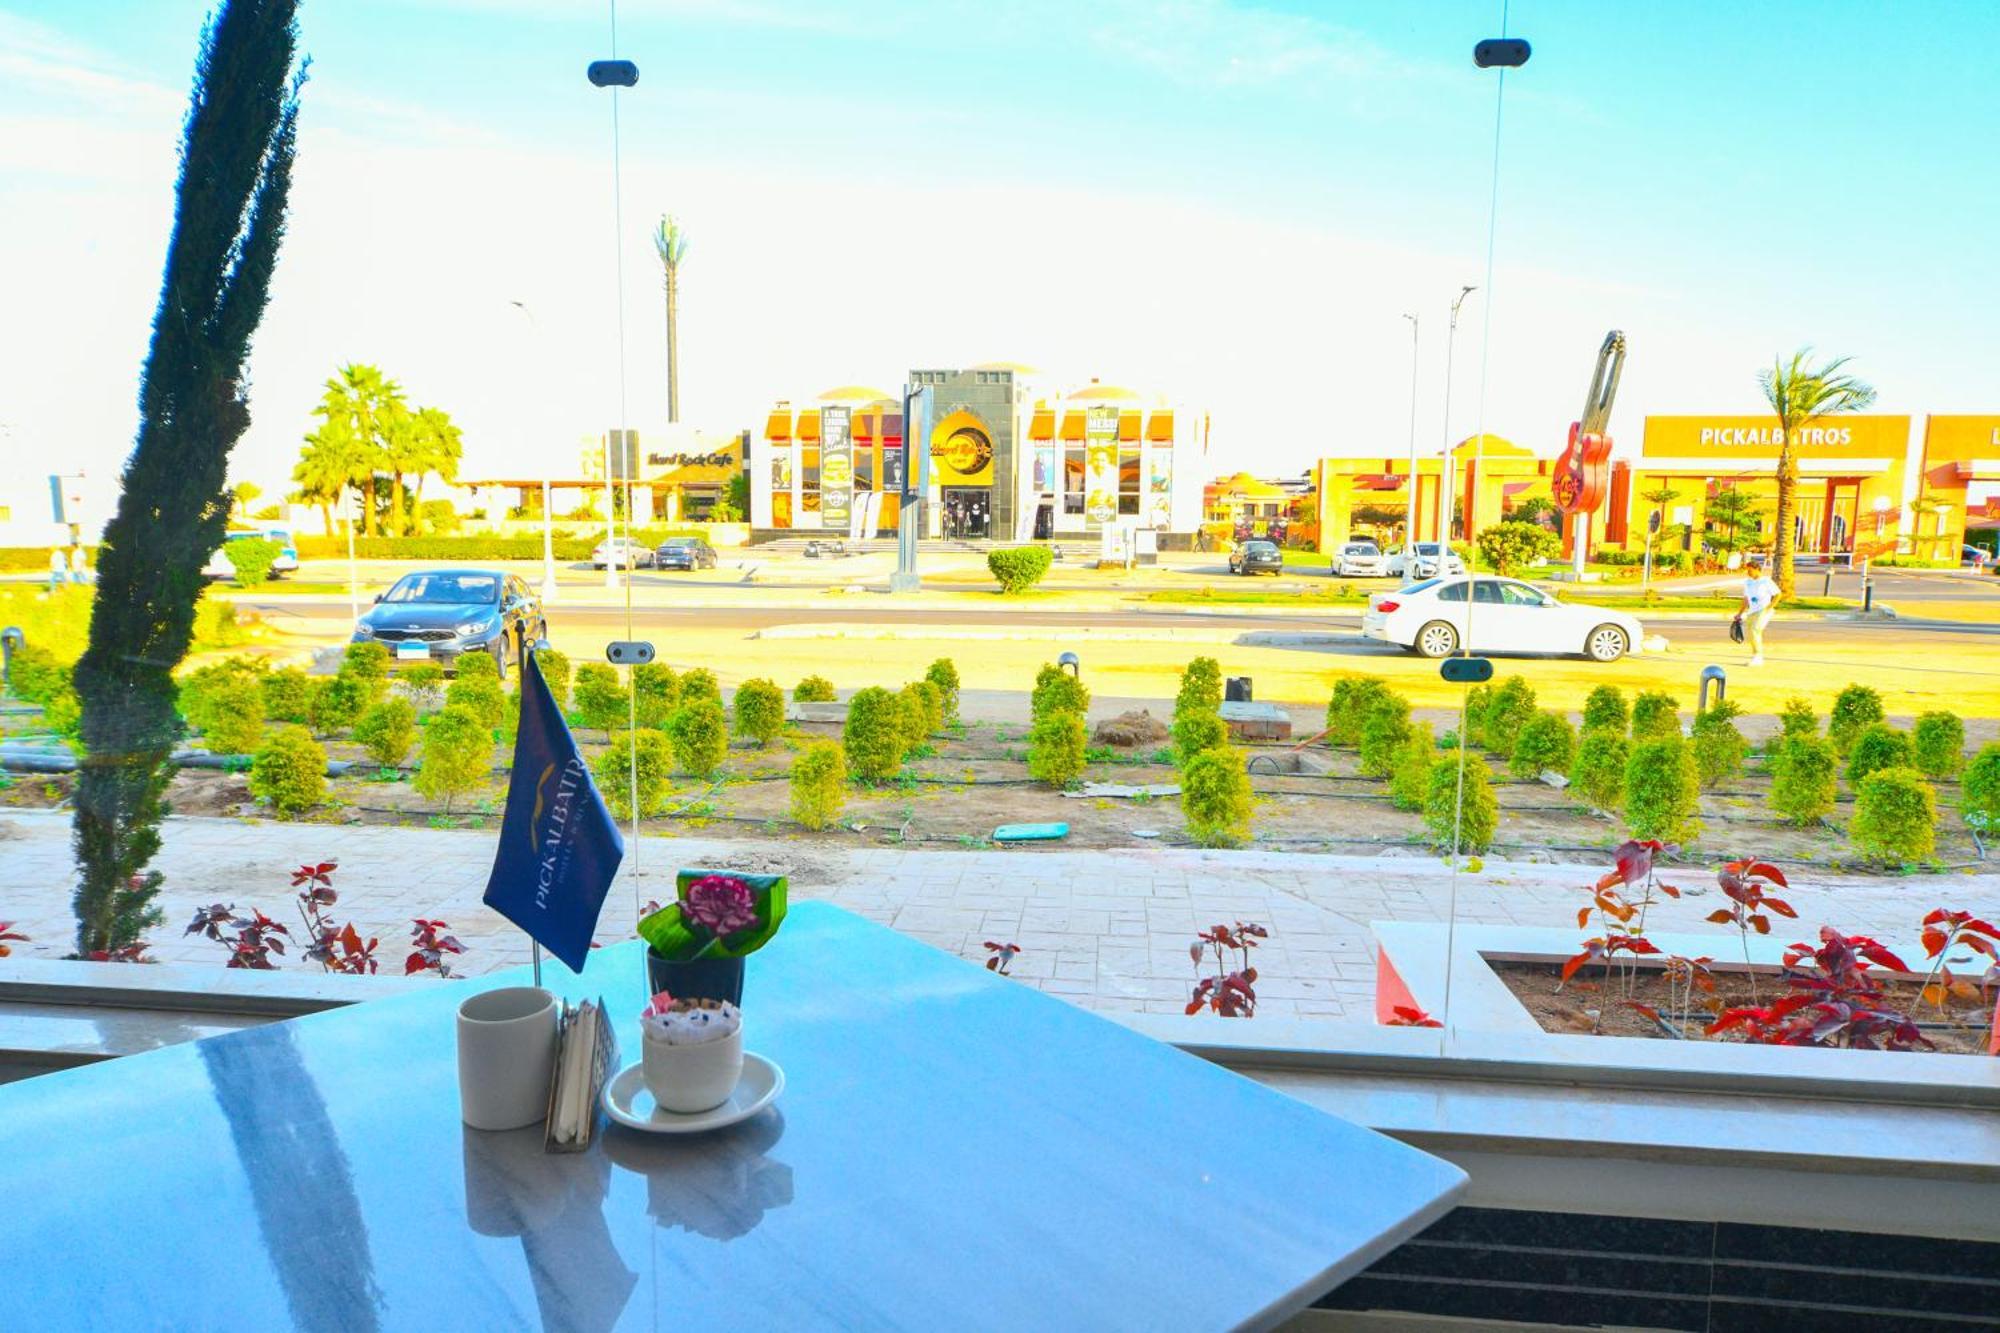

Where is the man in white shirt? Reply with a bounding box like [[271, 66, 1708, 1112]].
[[1738, 555, 1779, 666]]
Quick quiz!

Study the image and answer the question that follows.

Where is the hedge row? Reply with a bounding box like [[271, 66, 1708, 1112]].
[[291, 530, 712, 562]]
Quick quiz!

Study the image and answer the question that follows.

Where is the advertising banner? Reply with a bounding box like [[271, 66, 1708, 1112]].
[[1084, 407, 1119, 524], [820, 405, 852, 529], [1148, 450, 1173, 527]]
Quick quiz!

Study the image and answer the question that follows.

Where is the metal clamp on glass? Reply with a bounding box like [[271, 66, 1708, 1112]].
[[605, 641, 655, 665], [1440, 656, 1494, 684]]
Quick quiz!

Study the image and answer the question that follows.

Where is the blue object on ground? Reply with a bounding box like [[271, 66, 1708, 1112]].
[[992, 821, 1070, 842]]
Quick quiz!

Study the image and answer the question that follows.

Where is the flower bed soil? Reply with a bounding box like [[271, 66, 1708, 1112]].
[[1494, 960, 1993, 1056]]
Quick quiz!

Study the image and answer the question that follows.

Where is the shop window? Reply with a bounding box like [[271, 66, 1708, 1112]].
[[1119, 448, 1141, 516], [855, 448, 874, 491], [1064, 445, 1085, 514]]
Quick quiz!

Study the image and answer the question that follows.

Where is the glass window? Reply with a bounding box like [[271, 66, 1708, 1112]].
[[1499, 581, 1545, 607], [1119, 448, 1141, 515], [1435, 581, 1468, 602], [1064, 445, 1085, 514], [382, 573, 499, 603]]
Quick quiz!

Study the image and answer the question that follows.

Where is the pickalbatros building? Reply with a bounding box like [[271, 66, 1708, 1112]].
[[750, 365, 1208, 542]]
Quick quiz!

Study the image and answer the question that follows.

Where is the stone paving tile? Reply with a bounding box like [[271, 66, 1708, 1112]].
[[3, 810, 1995, 1032]]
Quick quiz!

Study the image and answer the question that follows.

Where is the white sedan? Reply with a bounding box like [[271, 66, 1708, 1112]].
[[1385, 542, 1466, 581], [589, 537, 655, 569], [1333, 541, 1388, 577], [1363, 575, 1645, 662]]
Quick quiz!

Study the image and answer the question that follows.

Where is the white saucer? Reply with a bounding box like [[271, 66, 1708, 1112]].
[[602, 1052, 784, 1134]]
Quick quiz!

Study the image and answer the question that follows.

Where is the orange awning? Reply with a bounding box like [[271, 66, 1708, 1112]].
[[795, 409, 821, 442], [1060, 414, 1086, 441], [764, 409, 792, 441], [1029, 409, 1055, 441], [1146, 411, 1175, 442], [1118, 412, 1141, 442]]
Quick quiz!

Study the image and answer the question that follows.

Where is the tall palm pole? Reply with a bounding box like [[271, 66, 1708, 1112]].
[[1400, 313, 1420, 548], [1758, 349, 1876, 598], [652, 215, 689, 423], [1435, 285, 1477, 544]]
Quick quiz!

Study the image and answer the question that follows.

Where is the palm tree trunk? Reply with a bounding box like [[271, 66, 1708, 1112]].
[[1772, 445, 1797, 598], [665, 267, 680, 424], [391, 474, 407, 536], [363, 476, 378, 537], [318, 499, 332, 538]]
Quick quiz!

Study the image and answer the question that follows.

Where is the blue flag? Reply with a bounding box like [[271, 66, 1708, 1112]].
[[482, 652, 624, 972]]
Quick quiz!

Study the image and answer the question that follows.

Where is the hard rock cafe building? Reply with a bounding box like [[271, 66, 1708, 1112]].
[[750, 365, 1208, 541]]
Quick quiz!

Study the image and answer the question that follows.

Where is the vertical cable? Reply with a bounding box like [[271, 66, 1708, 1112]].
[[1440, 0, 1511, 1038], [604, 0, 643, 921]]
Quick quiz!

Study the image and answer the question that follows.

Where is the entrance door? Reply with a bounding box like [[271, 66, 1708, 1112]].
[[1825, 479, 1860, 555], [940, 487, 988, 538]]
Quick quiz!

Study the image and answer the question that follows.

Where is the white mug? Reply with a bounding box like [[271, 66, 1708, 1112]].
[[457, 986, 558, 1131]]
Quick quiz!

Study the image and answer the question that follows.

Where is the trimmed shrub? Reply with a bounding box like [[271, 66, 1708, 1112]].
[[1460, 684, 1494, 749], [789, 740, 847, 830], [1569, 728, 1630, 812], [1358, 693, 1414, 778], [901, 679, 944, 745], [1171, 707, 1228, 764], [1850, 766, 1937, 864], [679, 667, 722, 707], [456, 650, 499, 681], [262, 667, 316, 724], [415, 706, 491, 812], [5, 644, 69, 705], [1581, 686, 1629, 735], [1176, 657, 1223, 721], [41, 681, 82, 741], [1031, 663, 1089, 723], [733, 678, 786, 746], [1769, 735, 1839, 827], [924, 658, 961, 724], [399, 662, 445, 712], [1028, 710, 1088, 789], [987, 544, 1054, 593], [1630, 691, 1681, 742], [793, 674, 837, 703], [1690, 700, 1748, 789], [1510, 710, 1576, 780], [632, 663, 682, 728], [248, 725, 327, 815], [572, 663, 626, 732], [201, 675, 267, 756], [1911, 711, 1965, 780], [1478, 676, 1537, 756], [1960, 743, 2000, 829], [843, 686, 909, 781], [1181, 747, 1252, 848], [1475, 520, 1560, 576], [354, 697, 417, 768], [1424, 757, 1497, 854], [1325, 674, 1391, 747], [1624, 736, 1702, 843], [533, 648, 572, 708], [594, 729, 674, 821], [310, 672, 370, 735], [1844, 724, 1911, 787], [1828, 684, 1885, 756], [665, 699, 728, 778], [342, 641, 391, 691], [178, 657, 264, 731], [222, 537, 282, 586], [445, 672, 506, 733], [1778, 697, 1818, 742], [1388, 723, 1437, 811]]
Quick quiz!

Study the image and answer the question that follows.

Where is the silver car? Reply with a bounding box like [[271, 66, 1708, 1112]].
[[1333, 541, 1387, 577], [1387, 542, 1466, 582]]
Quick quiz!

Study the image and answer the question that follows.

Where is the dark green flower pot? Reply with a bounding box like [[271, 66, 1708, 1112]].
[[646, 950, 745, 1007]]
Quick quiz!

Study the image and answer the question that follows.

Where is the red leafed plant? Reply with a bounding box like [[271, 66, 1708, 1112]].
[[1187, 921, 1268, 1018], [1386, 1004, 1443, 1028], [1706, 927, 1929, 1051], [407, 919, 465, 977], [87, 942, 153, 963], [1561, 840, 1677, 1024], [0, 921, 27, 957], [1917, 909, 2000, 1014], [1705, 858, 1797, 1000], [186, 904, 291, 969], [982, 941, 1021, 976], [291, 862, 379, 975]]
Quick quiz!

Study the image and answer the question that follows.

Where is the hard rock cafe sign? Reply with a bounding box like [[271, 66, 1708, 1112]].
[[1551, 422, 1613, 515]]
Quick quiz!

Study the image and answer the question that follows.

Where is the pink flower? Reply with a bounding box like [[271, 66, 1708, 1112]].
[[683, 875, 757, 936]]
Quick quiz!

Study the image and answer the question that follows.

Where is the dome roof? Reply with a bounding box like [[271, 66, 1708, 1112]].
[[818, 384, 894, 403], [1064, 382, 1142, 403], [967, 360, 1039, 375]]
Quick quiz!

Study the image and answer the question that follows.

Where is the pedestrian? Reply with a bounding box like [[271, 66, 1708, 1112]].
[[1736, 554, 1778, 666], [48, 547, 67, 589], [68, 547, 90, 585]]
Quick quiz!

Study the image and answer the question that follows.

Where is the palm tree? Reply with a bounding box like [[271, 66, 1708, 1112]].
[[1758, 350, 1876, 597], [652, 215, 689, 423], [407, 405, 464, 529], [315, 363, 404, 536], [378, 401, 421, 535], [294, 419, 367, 536]]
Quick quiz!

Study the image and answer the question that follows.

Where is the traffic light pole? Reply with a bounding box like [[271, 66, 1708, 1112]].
[[891, 384, 933, 593]]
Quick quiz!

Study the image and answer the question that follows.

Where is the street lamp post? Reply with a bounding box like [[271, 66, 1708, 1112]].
[[1401, 313, 1420, 552], [509, 299, 558, 603], [1436, 285, 1477, 546]]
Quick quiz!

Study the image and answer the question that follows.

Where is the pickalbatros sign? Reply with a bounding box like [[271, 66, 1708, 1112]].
[[1641, 414, 1911, 460]]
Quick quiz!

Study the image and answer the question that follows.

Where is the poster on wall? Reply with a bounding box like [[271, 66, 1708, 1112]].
[[1084, 407, 1119, 524], [1032, 443, 1056, 493], [1148, 450, 1173, 527], [820, 405, 852, 529], [883, 440, 904, 495]]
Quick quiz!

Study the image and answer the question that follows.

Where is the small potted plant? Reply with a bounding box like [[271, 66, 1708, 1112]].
[[638, 869, 788, 1006], [640, 990, 743, 1114]]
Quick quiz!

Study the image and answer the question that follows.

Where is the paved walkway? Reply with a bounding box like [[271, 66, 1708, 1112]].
[[2, 810, 1991, 1022]]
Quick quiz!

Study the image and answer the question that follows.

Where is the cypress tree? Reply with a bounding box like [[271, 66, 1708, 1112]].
[[70, 1, 306, 954]]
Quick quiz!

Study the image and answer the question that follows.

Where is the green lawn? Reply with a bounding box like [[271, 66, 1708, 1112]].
[[1143, 586, 1369, 606]]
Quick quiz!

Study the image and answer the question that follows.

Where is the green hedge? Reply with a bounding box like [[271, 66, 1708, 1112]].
[[290, 530, 714, 562], [987, 545, 1054, 593]]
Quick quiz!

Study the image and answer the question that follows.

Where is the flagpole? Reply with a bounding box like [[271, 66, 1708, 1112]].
[[532, 940, 543, 989]]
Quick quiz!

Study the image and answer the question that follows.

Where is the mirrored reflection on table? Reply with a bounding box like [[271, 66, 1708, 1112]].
[[601, 1110, 794, 1243], [462, 1124, 638, 1333]]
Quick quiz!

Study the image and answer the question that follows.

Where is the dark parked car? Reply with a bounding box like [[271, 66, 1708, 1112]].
[[351, 569, 547, 679], [1229, 539, 1285, 576], [654, 536, 718, 571]]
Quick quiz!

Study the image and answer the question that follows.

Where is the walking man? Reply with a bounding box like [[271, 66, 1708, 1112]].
[[1737, 554, 1778, 666]]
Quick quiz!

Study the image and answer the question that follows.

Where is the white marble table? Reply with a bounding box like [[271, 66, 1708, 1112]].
[[0, 902, 1464, 1331]]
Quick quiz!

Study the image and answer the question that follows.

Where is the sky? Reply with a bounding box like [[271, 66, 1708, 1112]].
[[2, 0, 1997, 516]]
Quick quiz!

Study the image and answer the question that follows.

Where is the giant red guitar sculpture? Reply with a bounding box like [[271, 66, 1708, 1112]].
[[1553, 331, 1626, 564]]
